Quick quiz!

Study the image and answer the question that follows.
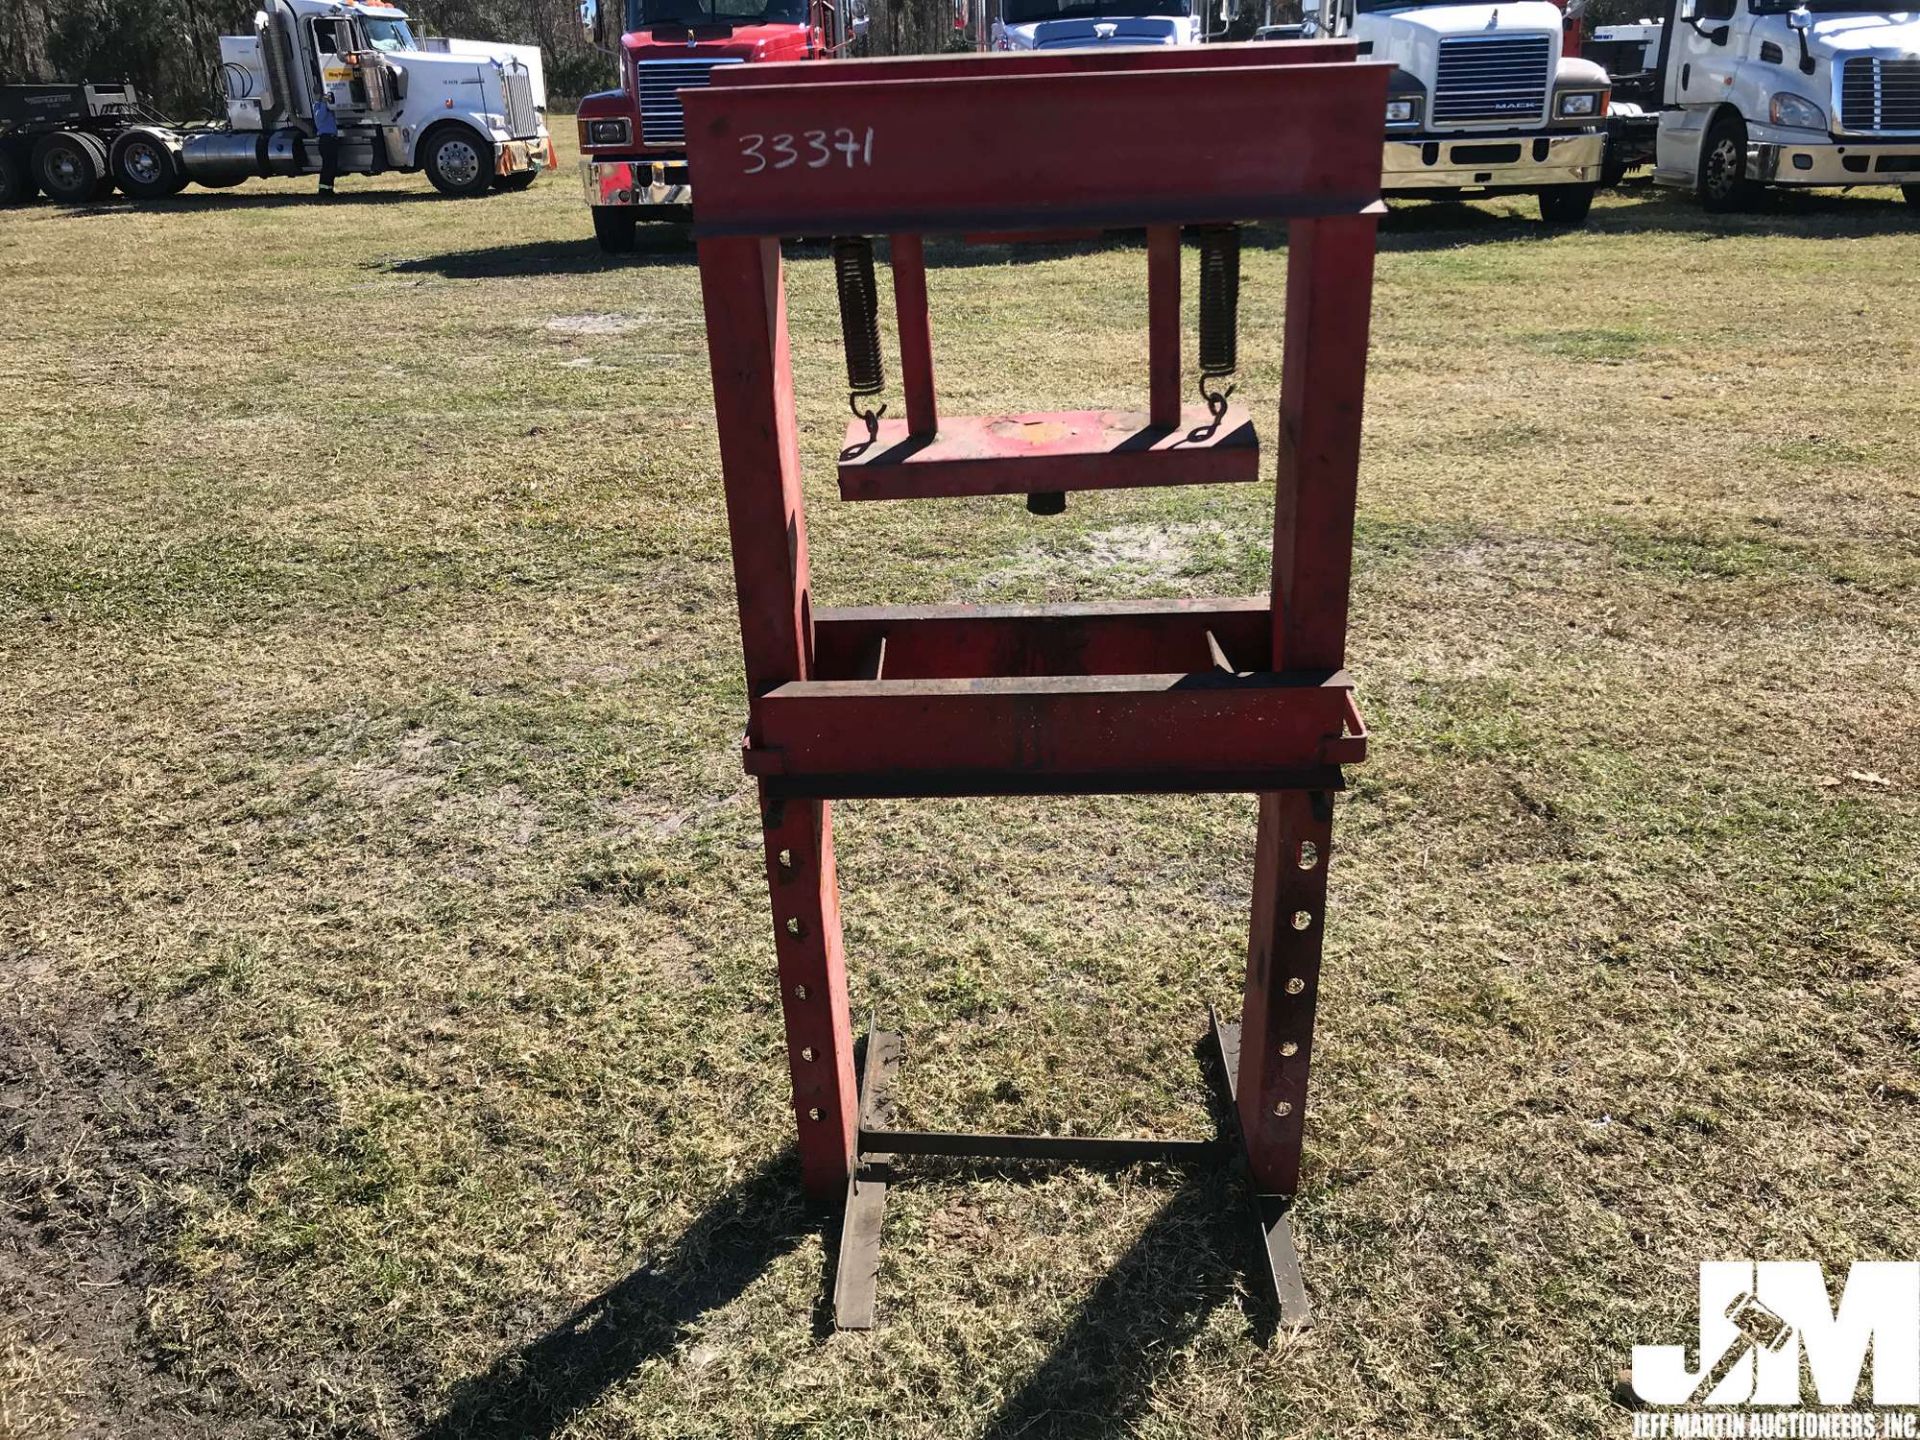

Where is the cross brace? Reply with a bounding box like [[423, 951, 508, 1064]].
[[831, 1011, 1311, 1333]]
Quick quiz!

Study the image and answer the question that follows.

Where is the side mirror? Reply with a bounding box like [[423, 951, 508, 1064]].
[[1677, 0, 1697, 18], [1709, 22, 1730, 41]]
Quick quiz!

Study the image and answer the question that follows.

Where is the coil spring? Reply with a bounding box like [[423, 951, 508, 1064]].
[[1195, 225, 1241, 420], [832, 235, 887, 440]]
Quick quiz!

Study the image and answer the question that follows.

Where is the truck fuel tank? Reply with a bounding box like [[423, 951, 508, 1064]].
[[179, 130, 288, 183]]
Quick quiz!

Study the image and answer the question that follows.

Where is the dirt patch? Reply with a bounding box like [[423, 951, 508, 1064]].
[[542, 314, 649, 336], [606, 788, 746, 840], [0, 1002, 222, 1437], [978, 521, 1227, 594], [0, 991, 367, 1439]]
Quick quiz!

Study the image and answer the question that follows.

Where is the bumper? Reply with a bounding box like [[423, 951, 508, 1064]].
[[582, 156, 692, 211], [1748, 138, 1920, 186], [497, 134, 554, 176], [1382, 130, 1606, 193]]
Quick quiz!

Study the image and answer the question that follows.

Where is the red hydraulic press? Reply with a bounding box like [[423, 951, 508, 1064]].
[[685, 41, 1386, 1332]]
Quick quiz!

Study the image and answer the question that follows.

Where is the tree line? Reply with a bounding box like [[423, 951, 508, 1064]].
[[2, 0, 1653, 121], [0, 0, 614, 118]]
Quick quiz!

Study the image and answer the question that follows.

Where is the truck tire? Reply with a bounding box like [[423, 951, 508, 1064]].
[[493, 171, 539, 192], [1697, 112, 1751, 212], [112, 130, 187, 199], [1903, 184, 1920, 211], [1538, 184, 1596, 225], [79, 133, 115, 200], [592, 207, 638, 254], [421, 125, 494, 198], [32, 130, 106, 204], [0, 145, 36, 206]]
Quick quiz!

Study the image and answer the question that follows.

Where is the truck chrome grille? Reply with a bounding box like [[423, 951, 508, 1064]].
[[1841, 57, 1920, 133], [1432, 33, 1553, 126], [503, 69, 538, 138], [637, 59, 742, 147]]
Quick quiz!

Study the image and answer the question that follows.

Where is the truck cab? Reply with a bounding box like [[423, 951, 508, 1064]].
[[988, 0, 1233, 50], [578, 0, 865, 252], [1651, 0, 1920, 208], [1279, 0, 1613, 223]]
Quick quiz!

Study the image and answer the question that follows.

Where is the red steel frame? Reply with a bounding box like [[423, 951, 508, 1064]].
[[687, 42, 1385, 1318]]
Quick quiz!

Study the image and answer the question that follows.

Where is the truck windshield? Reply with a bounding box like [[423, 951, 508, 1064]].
[[1001, 0, 1187, 19], [635, 0, 809, 23], [1355, 0, 1472, 11], [361, 18, 419, 50]]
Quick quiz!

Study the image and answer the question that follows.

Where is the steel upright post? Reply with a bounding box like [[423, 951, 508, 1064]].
[[698, 233, 859, 1198]]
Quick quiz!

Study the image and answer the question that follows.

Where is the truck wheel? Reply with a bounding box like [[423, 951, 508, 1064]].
[[0, 146, 36, 206], [592, 207, 638, 254], [1697, 113, 1751, 212], [493, 171, 538, 192], [1903, 184, 1920, 211], [422, 125, 494, 198], [79, 133, 115, 199], [32, 130, 106, 204], [1538, 184, 1596, 225], [111, 130, 186, 199]]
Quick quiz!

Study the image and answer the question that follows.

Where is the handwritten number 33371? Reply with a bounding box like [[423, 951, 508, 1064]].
[[739, 127, 875, 175]]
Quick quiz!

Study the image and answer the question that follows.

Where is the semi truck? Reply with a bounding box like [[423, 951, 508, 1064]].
[[577, 0, 867, 252], [973, 0, 1239, 51], [0, 0, 552, 207], [1266, 0, 1615, 223], [1607, 0, 1920, 209]]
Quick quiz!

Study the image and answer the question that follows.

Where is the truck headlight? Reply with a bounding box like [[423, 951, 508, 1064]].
[[1555, 90, 1604, 118], [1768, 92, 1825, 129], [582, 117, 632, 148], [1385, 96, 1421, 125]]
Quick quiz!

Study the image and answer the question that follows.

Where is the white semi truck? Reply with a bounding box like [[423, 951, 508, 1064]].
[[952, 0, 1236, 51], [1268, 0, 1614, 223], [1629, 0, 1920, 209], [4, 0, 551, 205]]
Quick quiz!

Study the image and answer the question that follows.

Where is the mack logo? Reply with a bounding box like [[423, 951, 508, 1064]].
[[1632, 1262, 1920, 1410]]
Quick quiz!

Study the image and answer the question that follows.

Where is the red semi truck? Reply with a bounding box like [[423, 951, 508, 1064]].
[[577, 0, 866, 251]]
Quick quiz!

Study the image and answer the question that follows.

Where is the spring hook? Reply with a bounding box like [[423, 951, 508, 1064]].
[[833, 235, 887, 443], [1195, 224, 1241, 424]]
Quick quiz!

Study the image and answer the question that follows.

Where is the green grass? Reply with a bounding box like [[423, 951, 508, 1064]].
[[1, 129, 1917, 1439]]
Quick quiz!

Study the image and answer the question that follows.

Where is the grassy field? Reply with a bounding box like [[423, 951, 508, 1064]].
[[2, 124, 1917, 1439]]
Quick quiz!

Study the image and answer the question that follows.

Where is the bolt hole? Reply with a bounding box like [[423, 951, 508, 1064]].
[[786, 917, 802, 936], [1297, 840, 1319, 870], [794, 984, 809, 1000], [1280, 1040, 1299, 1057], [1291, 910, 1312, 931], [800, 1046, 815, 1062], [1272, 1100, 1293, 1117], [778, 848, 793, 869], [1285, 977, 1305, 995], [807, 1107, 822, 1122]]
